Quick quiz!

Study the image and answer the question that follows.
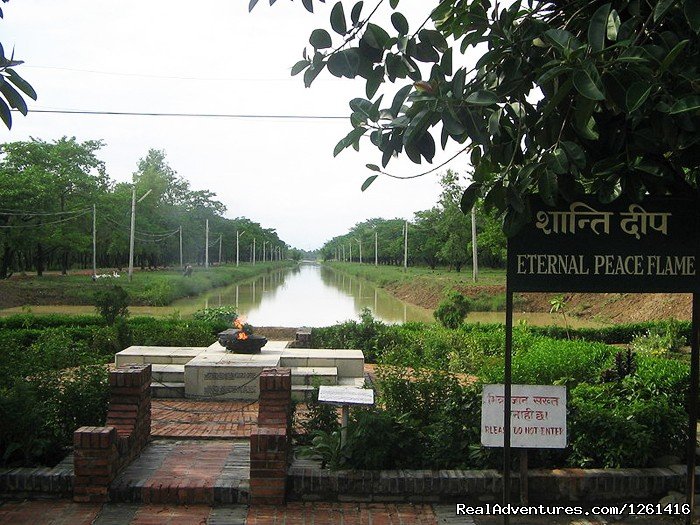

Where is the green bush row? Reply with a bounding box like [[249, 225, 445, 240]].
[[303, 311, 691, 470]]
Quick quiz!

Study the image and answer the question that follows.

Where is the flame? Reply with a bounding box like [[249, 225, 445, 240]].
[[234, 317, 248, 340]]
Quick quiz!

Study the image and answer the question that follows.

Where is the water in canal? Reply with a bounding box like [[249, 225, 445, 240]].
[[0, 262, 604, 328], [170, 262, 434, 326]]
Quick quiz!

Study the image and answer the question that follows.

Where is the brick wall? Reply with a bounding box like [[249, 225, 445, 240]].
[[73, 364, 152, 503], [250, 367, 292, 505]]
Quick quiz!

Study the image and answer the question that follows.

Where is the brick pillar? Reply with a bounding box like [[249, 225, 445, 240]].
[[250, 367, 292, 505], [73, 364, 152, 502], [107, 364, 152, 457], [73, 426, 118, 502]]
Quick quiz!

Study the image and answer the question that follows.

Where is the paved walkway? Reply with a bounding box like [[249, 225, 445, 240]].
[[151, 400, 258, 439], [0, 501, 694, 524]]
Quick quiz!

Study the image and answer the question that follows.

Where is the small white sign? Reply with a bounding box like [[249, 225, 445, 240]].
[[318, 386, 374, 406], [481, 384, 566, 449]]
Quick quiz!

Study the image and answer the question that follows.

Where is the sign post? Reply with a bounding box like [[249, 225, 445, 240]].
[[504, 196, 699, 525]]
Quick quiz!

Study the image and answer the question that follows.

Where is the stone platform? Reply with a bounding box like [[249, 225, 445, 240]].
[[115, 342, 365, 400]]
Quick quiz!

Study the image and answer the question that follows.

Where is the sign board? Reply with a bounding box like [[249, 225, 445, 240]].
[[318, 386, 374, 406], [481, 384, 566, 449], [507, 197, 699, 293]]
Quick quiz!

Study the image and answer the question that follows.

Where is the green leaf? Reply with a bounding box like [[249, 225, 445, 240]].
[[625, 81, 652, 113], [390, 0, 399, 7], [544, 28, 580, 51], [365, 68, 383, 98], [291, 60, 310, 76], [303, 63, 325, 87], [466, 90, 498, 105], [333, 127, 366, 156], [452, 68, 466, 97], [390, 84, 412, 117], [330, 2, 347, 35], [607, 9, 621, 41], [248, 0, 260, 12], [561, 141, 586, 169], [588, 3, 610, 53], [302, 0, 314, 13], [361, 175, 378, 191], [484, 181, 505, 212], [310, 29, 332, 49], [538, 169, 558, 206], [350, 1, 363, 25], [654, 0, 674, 22], [442, 109, 465, 136], [596, 175, 621, 203], [503, 206, 528, 237], [659, 40, 688, 73], [403, 108, 432, 145], [327, 49, 360, 78], [366, 164, 381, 172], [419, 29, 448, 52], [0, 98, 11, 129], [669, 95, 700, 114], [686, 0, 700, 33], [573, 68, 605, 100], [350, 97, 376, 121], [0, 81, 27, 115], [364, 23, 390, 49], [547, 147, 569, 174], [460, 183, 482, 214], [391, 12, 409, 35]]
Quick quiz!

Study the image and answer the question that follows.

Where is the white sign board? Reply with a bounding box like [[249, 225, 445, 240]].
[[318, 386, 374, 406], [481, 384, 566, 449]]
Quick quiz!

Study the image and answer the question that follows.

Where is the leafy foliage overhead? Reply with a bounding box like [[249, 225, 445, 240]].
[[256, 0, 700, 234]]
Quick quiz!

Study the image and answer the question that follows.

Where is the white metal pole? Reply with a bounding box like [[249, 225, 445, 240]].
[[375, 231, 378, 266], [471, 206, 478, 283], [128, 188, 136, 282], [92, 204, 97, 276], [218, 234, 222, 265], [404, 220, 408, 270], [205, 219, 209, 269], [349, 243, 352, 262], [358, 239, 362, 264], [253, 237, 256, 265], [179, 225, 183, 269]]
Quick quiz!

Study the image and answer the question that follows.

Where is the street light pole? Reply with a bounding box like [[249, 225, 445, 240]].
[[403, 220, 408, 270], [253, 237, 256, 265], [236, 230, 245, 267], [205, 219, 209, 269], [375, 230, 378, 266], [128, 187, 152, 282]]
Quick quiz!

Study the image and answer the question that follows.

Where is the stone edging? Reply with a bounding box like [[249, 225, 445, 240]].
[[288, 463, 693, 503]]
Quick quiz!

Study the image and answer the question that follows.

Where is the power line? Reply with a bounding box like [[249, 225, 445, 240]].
[[0, 210, 91, 228], [18, 108, 347, 120], [0, 207, 91, 216]]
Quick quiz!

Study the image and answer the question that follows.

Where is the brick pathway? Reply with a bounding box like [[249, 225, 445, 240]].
[[151, 400, 258, 439], [110, 439, 249, 504]]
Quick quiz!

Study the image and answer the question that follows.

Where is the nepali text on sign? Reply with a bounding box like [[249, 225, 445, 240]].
[[481, 384, 567, 449]]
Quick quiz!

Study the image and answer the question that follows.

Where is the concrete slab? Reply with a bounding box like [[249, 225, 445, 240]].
[[115, 346, 204, 367]]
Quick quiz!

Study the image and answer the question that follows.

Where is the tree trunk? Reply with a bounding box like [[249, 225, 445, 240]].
[[61, 251, 69, 275], [36, 243, 44, 277], [0, 245, 13, 279]]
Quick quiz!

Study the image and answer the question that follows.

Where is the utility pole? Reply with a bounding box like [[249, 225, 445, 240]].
[[128, 187, 152, 282], [263, 241, 268, 263], [356, 238, 362, 264], [342, 244, 345, 262], [205, 219, 209, 269], [375, 230, 378, 266], [179, 225, 183, 269], [92, 204, 97, 277], [253, 237, 256, 265], [218, 234, 222, 266], [403, 220, 408, 270], [236, 230, 244, 267], [349, 243, 352, 262], [471, 206, 478, 283]]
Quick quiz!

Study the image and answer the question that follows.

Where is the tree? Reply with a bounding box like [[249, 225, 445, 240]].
[[258, 0, 699, 234], [0, 137, 107, 276]]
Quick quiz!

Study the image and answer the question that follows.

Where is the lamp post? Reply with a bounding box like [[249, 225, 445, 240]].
[[263, 241, 268, 263], [375, 230, 378, 266], [128, 187, 153, 282], [236, 230, 245, 267], [355, 238, 362, 264]]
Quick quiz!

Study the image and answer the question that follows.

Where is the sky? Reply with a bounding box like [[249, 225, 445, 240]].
[[1, 1, 470, 251]]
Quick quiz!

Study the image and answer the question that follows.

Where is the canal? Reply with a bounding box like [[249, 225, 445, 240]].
[[0, 262, 604, 328]]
